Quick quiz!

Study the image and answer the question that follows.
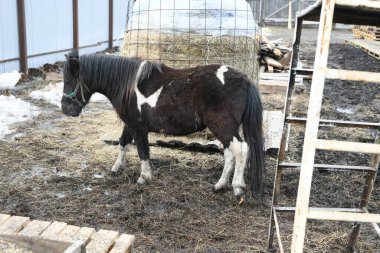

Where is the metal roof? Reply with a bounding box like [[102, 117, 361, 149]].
[[297, 0, 380, 26]]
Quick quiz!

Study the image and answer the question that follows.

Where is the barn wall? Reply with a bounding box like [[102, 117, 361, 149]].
[[0, 0, 129, 73]]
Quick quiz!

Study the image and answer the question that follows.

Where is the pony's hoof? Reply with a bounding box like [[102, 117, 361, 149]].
[[110, 170, 119, 177], [137, 176, 151, 185], [213, 183, 225, 192], [233, 187, 246, 200], [237, 194, 245, 205]]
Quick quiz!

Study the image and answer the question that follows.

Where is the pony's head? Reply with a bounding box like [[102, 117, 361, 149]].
[[61, 51, 92, 116]]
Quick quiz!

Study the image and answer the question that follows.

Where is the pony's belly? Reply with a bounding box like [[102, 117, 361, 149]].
[[149, 111, 205, 136]]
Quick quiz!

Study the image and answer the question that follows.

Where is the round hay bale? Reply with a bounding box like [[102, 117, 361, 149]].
[[121, 0, 260, 80]]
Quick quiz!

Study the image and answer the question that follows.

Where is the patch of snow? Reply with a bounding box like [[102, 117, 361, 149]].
[[337, 107, 354, 114], [30, 82, 63, 107], [55, 193, 66, 199], [84, 187, 93, 192], [91, 93, 108, 102], [93, 173, 105, 179], [0, 95, 39, 139], [129, 0, 257, 36], [0, 71, 21, 90], [30, 82, 108, 107]]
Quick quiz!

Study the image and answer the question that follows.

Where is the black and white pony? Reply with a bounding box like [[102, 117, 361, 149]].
[[61, 51, 265, 202]]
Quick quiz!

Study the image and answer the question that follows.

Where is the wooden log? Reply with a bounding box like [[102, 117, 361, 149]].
[[263, 56, 283, 69]]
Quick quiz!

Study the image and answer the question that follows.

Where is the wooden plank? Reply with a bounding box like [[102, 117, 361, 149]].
[[74, 227, 96, 244], [279, 162, 376, 172], [323, 68, 380, 83], [40, 221, 67, 239], [291, 0, 336, 252], [18, 220, 51, 236], [86, 229, 119, 253], [0, 214, 11, 225], [348, 39, 380, 60], [308, 209, 380, 223], [109, 234, 135, 253], [259, 80, 288, 94], [315, 139, 380, 154], [272, 209, 285, 253], [57, 224, 81, 242], [0, 216, 30, 234]]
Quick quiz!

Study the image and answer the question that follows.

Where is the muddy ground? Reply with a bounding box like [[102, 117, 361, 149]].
[[1, 27, 380, 252]]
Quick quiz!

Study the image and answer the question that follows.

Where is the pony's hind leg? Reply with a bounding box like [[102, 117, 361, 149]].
[[228, 136, 249, 198], [111, 126, 132, 175], [214, 148, 235, 191]]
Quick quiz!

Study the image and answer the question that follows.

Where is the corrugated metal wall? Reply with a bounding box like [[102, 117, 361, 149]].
[[0, 1, 19, 73], [263, 0, 316, 22], [0, 0, 129, 73]]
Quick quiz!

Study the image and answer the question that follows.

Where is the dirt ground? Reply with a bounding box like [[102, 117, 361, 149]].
[[1, 27, 380, 252]]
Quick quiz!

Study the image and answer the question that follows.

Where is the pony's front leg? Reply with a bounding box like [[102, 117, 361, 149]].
[[134, 130, 152, 184], [111, 126, 132, 175]]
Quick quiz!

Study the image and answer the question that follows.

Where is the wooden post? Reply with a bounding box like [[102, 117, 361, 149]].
[[268, 17, 304, 252], [108, 0, 114, 50], [73, 0, 79, 50], [16, 0, 27, 74], [290, 0, 335, 252]]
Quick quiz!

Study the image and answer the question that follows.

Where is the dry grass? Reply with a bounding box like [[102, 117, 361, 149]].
[[121, 31, 260, 79]]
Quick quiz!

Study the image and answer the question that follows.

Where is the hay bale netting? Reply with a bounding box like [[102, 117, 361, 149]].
[[121, 0, 260, 80]]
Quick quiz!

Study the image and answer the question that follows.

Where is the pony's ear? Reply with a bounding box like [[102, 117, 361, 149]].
[[65, 51, 79, 61]]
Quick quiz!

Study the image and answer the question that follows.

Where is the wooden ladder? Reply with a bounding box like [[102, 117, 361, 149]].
[[267, 0, 380, 252]]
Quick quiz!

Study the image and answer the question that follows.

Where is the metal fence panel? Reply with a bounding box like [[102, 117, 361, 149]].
[[0, 0, 20, 73], [113, 0, 130, 48], [0, 0, 129, 73], [24, 0, 73, 68], [78, 0, 109, 54]]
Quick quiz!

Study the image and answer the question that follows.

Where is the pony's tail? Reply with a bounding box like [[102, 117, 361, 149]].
[[242, 82, 265, 200]]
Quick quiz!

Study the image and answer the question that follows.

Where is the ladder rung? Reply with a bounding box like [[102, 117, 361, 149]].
[[315, 139, 380, 154], [308, 208, 380, 223], [323, 68, 380, 83], [294, 68, 313, 75], [286, 116, 380, 129], [274, 206, 364, 213], [279, 162, 376, 172]]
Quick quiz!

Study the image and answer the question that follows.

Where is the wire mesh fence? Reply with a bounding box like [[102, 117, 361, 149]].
[[122, 0, 262, 81]]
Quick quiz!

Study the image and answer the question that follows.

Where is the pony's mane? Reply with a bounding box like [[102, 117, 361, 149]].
[[79, 54, 162, 105]]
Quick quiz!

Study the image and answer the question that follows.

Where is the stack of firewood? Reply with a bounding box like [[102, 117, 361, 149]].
[[260, 39, 292, 73], [352, 25, 380, 41]]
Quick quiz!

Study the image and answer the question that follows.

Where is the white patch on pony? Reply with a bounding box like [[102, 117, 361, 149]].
[[214, 148, 235, 190], [216, 65, 228, 85], [137, 160, 152, 184], [111, 144, 130, 173], [135, 86, 163, 112], [134, 61, 164, 112], [228, 137, 249, 196]]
